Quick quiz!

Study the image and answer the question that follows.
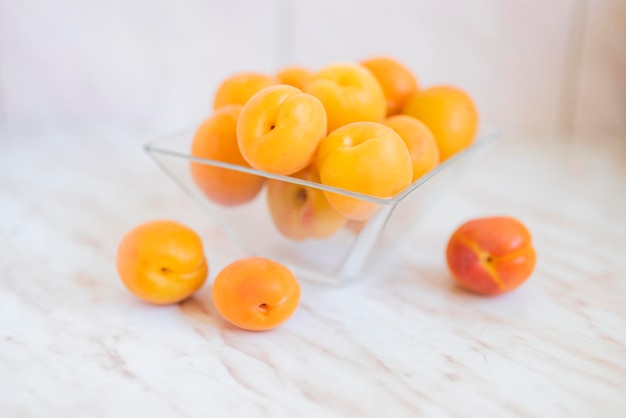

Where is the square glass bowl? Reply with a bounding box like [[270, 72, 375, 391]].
[[145, 126, 497, 285]]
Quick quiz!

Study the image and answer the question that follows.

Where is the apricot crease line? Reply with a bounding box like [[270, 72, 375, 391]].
[[457, 236, 505, 289]]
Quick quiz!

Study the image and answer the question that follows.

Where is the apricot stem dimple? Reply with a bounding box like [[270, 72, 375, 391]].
[[258, 303, 269, 314], [295, 188, 308, 203], [457, 236, 504, 289], [160, 267, 172, 274]]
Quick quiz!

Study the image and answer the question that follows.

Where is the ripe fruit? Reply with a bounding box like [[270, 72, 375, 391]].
[[316, 121, 412, 221], [304, 63, 386, 132], [190, 105, 265, 206], [361, 56, 418, 116], [266, 166, 346, 240], [382, 115, 440, 181], [446, 216, 536, 296], [403, 85, 478, 161], [212, 257, 300, 331], [237, 84, 327, 175], [117, 220, 208, 304], [276, 66, 312, 90], [213, 72, 275, 109]]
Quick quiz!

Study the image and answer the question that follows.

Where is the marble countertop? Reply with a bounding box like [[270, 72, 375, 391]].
[[1, 128, 625, 418]]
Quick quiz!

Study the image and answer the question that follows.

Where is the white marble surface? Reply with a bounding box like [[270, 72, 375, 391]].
[[1, 127, 625, 417]]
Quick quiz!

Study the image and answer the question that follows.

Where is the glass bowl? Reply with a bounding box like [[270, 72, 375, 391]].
[[145, 125, 497, 285]]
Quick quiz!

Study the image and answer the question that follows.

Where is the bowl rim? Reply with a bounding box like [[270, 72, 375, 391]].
[[144, 125, 499, 205]]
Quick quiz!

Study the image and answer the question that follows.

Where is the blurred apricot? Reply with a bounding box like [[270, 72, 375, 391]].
[[117, 220, 208, 304], [403, 85, 478, 161], [382, 115, 440, 181], [212, 257, 300, 331], [191, 105, 265, 206], [304, 63, 386, 132], [446, 216, 536, 295], [276, 66, 313, 90], [266, 166, 346, 240], [361, 56, 418, 116], [213, 72, 275, 109]]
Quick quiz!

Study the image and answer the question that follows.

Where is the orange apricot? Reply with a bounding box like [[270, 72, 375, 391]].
[[212, 257, 300, 331], [382, 115, 440, 181], [316, 121, 412, 221], [237, 84, 327, 175], [304, 63, 386, 132], [266, 165, 346, 240], [213, 72, 275, 109], [361, 56, 418, 116], [402, 85, 478, 161], [276, 65, 313, 90], [446, 216, 537, 296], [117, 220, 208, 304], [190, 105, 265, 206]]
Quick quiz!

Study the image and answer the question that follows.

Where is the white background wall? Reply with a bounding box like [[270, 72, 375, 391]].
[[1, 0, 624, 139]]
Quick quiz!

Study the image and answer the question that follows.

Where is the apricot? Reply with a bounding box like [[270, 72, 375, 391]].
[[190, 105, 265, 206], [237, 84, 327, 175], [382, 115, 440, 181], [276, 66, 312, 90], [316, 122, 412, 221], [213, 72, 275, 109], [402, 85, 478, 161], [212, 257, 300, 331], [446, 216, 537, 296], [266, 166, 346, 240], [117, 220, 208, 304], [361, 56, 418, 116], [304, 63, 386, 132]]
